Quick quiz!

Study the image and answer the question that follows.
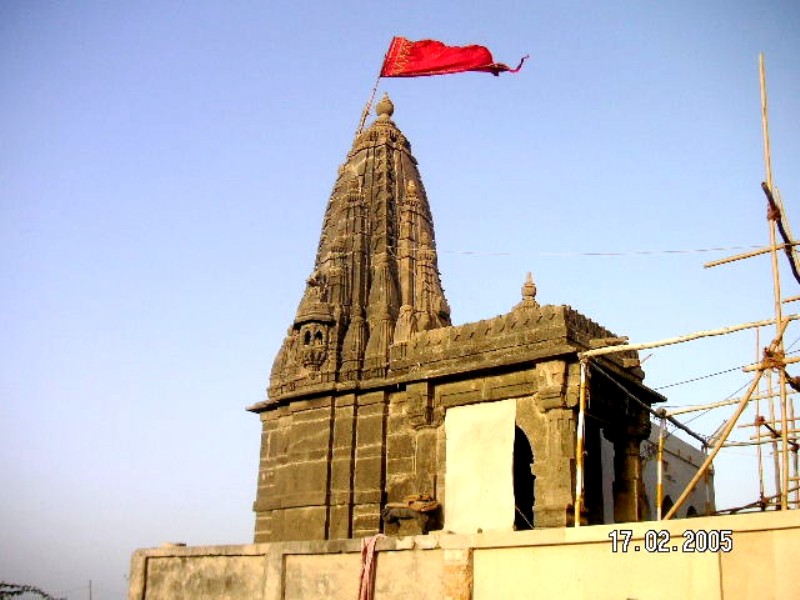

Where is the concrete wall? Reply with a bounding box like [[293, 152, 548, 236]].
[[130, 510, 799, 600]]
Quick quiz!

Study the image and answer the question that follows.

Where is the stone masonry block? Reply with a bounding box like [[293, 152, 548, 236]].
[[330, 456, 353, 492], [333, 408, 355, 449], [354, 455, 383, 491], [327, 504, 351, 540], [287, 420, 332, 459], [356, 414, 384, 447], [357, 391, 385, 406], [415, 428, 438, 495], [387, 432, 414, 461], [290, 406, 332, 424]]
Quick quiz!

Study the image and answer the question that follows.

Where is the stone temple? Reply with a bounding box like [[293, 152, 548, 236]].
[[247, 93, 666, 543]]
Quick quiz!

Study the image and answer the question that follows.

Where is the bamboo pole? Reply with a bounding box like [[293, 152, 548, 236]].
[[666, 389, 799, 417], [723, 439, 787, 448], [742, 355, 800, 372], [703, 443, 712, 516], [768, 369, 783, 501], [704, 243, 798, 269], [761, 53, 790, 510], [740, 415, 800, 427], [574, 359, 589, 527], [656, 415, 666, 520], [791, 397, 800, 506], [756, 327, 766, 505], [580, 315, 798, 359]]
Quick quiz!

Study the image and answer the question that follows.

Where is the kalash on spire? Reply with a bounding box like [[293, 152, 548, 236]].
[[267, 93, 451, 399]]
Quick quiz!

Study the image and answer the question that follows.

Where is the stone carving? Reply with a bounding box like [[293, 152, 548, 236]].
[[267, 94, 451, 400]]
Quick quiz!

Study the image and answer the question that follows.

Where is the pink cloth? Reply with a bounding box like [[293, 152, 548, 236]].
[[357, 534, 384, 600]]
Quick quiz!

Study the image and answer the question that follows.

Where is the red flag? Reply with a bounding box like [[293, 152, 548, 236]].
[[380, 37, 528, 78]]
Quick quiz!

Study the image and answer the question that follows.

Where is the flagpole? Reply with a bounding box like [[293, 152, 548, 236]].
[[355, 72, 382, 136], [355, 42, 394, 137]]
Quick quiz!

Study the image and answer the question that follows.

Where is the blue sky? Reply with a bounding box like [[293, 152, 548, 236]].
[[2, 1, 799, 597]]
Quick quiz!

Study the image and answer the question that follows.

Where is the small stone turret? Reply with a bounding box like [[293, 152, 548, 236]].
[[268, 94, 451, 400]]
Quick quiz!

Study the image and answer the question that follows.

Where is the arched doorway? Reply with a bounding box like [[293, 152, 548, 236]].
[[513, 426, 535, 530]]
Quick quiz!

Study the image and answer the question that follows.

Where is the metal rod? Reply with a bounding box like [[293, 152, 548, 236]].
[[580, 315, 798, 359]]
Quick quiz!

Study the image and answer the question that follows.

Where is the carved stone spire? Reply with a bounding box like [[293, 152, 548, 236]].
[[269, 94, 451, 399]]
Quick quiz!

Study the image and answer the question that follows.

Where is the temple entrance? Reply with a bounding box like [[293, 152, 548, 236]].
[[513, 426, 535, 529]]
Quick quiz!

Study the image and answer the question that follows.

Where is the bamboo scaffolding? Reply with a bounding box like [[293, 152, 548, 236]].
[[663, 370, 764, 520], [663, 318, 792, 520]]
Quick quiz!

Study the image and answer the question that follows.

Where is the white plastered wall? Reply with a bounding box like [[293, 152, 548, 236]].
[[444, 399, 516, 533]]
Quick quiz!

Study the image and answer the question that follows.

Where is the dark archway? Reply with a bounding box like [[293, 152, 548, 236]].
[[513, 426, 535, 530]]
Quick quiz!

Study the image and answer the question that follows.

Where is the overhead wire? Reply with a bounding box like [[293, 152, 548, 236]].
[[440, 244, 764, 258]]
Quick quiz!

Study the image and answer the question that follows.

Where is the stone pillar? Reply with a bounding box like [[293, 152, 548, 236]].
[[606, 415, 650, 523], [532, 360, 578, 528], [533, 407, 576, 527], [611, 436, 643, 523]]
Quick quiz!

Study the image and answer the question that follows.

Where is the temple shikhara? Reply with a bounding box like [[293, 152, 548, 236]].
[[246, 94, 668, 542]]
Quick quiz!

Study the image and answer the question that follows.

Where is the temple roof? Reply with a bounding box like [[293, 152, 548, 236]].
[[267, 94, 451, 401]]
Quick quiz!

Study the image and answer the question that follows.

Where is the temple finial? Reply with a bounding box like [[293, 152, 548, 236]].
[[376, 93, 394, 119], [515, 272, 538, 310]]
